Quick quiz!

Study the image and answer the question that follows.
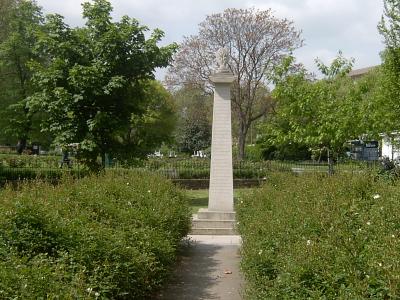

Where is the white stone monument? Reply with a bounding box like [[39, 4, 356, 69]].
[[191, 48, 236, 235], [208, 48, 235, 212]]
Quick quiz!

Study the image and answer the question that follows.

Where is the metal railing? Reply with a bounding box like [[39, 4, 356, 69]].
[[0, 154, 381, 182], [136, 158, 380, 179]]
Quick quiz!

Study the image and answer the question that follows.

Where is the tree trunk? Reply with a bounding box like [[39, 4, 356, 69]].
[[16, 138, 27, 154], [237, 121, 248, 161], [327, 148, 334, 175], [101, 151, 106, 169], [16, 107, 32, 155]]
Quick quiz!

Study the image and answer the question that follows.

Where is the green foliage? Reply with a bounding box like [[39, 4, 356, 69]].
[[173, 86, 212, 153], [116, 80, 177, 159], [379, 52, 400, 131], [0, 0, 14, 40], [28, 0, 177, 170], [378, 0, 400, 49], [237, 173, 400, 299], [258, 139, 311, 161], [0, 170, 191, 298], [374, 0, 400, 136], [143, 158, 279, 179], [0, 154, 69, 185], [0, 0, 44, 146], [260, 54, 378, 159], [0, 167, 67, 183], [0, 154, 61, 168], [315, 50, 354, 79], [377, 156, 400, 181], [0, 154, 87, 183], [243, 144, 263, 161]]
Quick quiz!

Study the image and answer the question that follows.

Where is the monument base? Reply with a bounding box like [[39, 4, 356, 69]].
[[190, 208, 237, 235]]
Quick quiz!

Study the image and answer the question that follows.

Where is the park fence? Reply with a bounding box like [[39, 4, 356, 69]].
[[0, 154, 381, 185], [138, 158, 380, 180]]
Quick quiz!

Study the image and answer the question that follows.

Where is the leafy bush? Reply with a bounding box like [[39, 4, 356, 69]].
[[259, 140, 312, 161], [237, 173, 400, 299], [376, 157, 400, 181], [244, 144, 263, 161], [0, 171, 191, 299]]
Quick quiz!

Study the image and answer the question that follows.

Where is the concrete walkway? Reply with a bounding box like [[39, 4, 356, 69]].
[[155, 235, 244, 300]]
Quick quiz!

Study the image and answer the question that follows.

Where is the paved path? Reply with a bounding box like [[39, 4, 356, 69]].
[[155, 235, 244, 300]]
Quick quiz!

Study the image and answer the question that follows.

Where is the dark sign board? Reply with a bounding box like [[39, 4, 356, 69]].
[[364, 141, 378, 148]]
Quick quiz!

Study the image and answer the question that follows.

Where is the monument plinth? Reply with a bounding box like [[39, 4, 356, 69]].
[[191, 48, 237, 235]]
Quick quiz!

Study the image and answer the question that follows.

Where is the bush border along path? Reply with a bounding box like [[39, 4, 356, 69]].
[[0, 170, 191, 299], [237, 173, 400, 299]]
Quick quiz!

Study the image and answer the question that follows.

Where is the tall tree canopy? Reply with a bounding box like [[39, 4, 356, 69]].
[[173, 86, 212, 153], [166, 8, 302, 160], [376, 0, 400, 135], [378, 0, 400, 49], [118, 79, 177, 161], [28, 0, 177, 169], [259, 53, 379, 162], [0, 0, 14, 40], [0, 0, 44, 149]]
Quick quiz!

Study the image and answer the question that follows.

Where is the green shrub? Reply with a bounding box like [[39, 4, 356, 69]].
[[177, 167, 210, 179], [142, 158, 271, 179], [0, 154, 61, 168], [0, 168, 88, 186], [0, 171, 191, 299], [237, 173, 400, 299], [244, 144, 263, 161]]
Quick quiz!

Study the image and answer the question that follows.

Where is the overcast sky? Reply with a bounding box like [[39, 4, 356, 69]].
[[35, 0, 385, 79]]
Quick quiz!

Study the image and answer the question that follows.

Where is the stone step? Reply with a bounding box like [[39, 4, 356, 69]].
[[191, 209, 237, 235], [191, 218, 236, 229], [196, 208, 236, 221], [190, 227, 237, 235]]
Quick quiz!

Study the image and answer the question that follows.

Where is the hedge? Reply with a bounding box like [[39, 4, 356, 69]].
[[0, 167, 88, 182], [0, 171, 191, 299], [237, 173, 400, 299], [0, 154, 61, 168]]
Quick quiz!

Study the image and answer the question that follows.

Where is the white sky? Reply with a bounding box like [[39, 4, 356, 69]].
[[35, 0, 385, 79]]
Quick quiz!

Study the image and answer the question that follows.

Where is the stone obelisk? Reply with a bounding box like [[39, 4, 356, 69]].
[[208, 48, 235, 212], [190, 48, 236, 235]]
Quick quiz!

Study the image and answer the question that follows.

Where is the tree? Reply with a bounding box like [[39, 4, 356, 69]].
[[260, 53, 377, 167], [166, 8, 302, 160], [0, 0, 44, 150], [173, 86, 212, 153], [378, 0, 400, 49], [28, 0, 177, 169], [115, 79, 177, 161], [376, 0, 400, 135], [0, 0, 14, 40]]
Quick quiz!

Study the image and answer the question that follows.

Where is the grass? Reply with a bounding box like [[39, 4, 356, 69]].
[[186, 188, 252, 214], [185, 190, 208, 214]]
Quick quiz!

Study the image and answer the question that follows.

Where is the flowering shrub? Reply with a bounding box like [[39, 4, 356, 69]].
[[0, 171, 191, 298], [237, 173, 400, 299]]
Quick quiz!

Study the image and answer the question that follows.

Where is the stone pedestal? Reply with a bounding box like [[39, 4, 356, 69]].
[[191, 69, 236, 235]]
